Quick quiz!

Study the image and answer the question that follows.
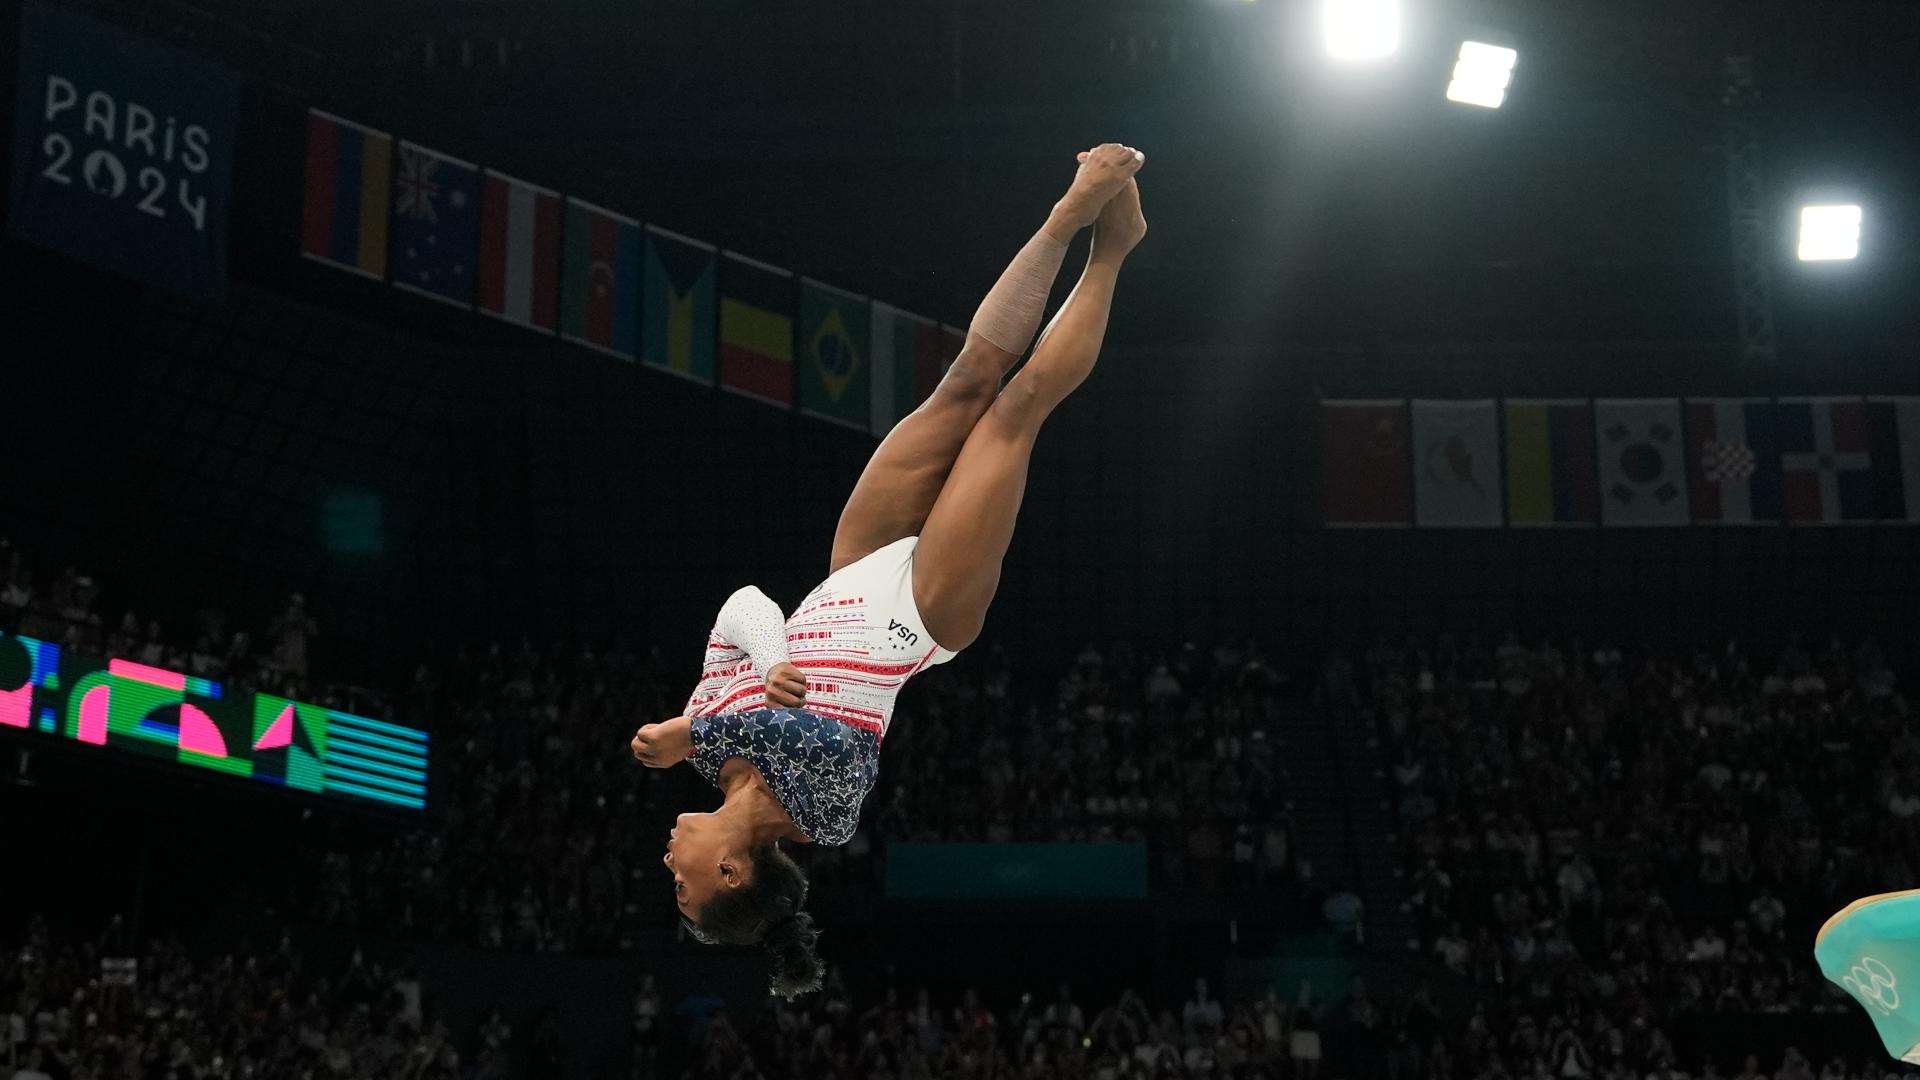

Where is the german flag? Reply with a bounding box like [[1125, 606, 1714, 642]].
[[719, 252, 794, 407]]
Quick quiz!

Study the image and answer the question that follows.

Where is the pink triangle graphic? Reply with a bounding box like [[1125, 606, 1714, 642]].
[[254, 704, 295, 751]]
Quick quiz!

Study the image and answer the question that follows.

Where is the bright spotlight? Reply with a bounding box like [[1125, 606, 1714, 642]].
[[1446, 41, 1517, 108], [1322, 0, 1400, 61], [1798, 204, 1861, 261]]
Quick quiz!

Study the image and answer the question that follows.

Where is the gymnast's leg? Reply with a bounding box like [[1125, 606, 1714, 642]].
[[827, 145, 1140, 574], [910, 157, 1147, 650]]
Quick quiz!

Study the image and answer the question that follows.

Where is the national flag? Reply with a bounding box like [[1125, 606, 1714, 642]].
[[389, 141, 478, 307], [1321, 400, 1411, 527], [475, 171, 560, 332], [1503, 400, 1598, 526], [720, 253, 795, 406], [300, 110, 392, 279], [1778, 397, 1876, 524], [869, 303, 943, 437], [641, 225, 717, 385], [1866, 397, 1920, 523], [559, 199, 641, 359], [1413, 400, 1502, 527], [1596, 399, 1688, 526], [797, 279, 872, 430], [1683, 398, 1782, 524]]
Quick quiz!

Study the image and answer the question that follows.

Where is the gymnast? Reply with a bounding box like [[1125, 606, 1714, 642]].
[[630, 143, 1148, 997]]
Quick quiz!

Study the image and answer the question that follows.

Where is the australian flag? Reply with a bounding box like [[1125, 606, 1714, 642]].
[[389, 141, 478, 307]]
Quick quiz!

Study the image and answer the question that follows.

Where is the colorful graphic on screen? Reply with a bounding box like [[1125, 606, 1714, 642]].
[[0, 632, 427, 810]]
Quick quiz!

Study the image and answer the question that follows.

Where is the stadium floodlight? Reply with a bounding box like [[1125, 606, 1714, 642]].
[[1445, 41, 1517, 108], [1798, 204, 1861, 261], [1322, 0, 1399, 61]]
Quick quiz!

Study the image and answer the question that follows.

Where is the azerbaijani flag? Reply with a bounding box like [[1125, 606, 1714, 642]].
[[559, 198, 641, 359], [1503, 400, 1598, 525], [476, 171, 560, 333], [719, 252, 795, 406], [300, 109, 392, 279]]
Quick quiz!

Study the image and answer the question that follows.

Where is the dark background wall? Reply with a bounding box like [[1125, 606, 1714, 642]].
[[3, 0, 1918, 690]]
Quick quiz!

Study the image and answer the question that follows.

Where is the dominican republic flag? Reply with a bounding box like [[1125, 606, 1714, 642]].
[[300, 110, 392, 279], [1321, 400, 1412, 526], [1503, 400, 1597, 526], [1596, 399, 1689, 526], [1866, 397, 1920, 522], [475, 171, 560, 333], [389, 141, 479, 307], [1778, 397, 1877, 523], [1684, 398, 1783, 524]]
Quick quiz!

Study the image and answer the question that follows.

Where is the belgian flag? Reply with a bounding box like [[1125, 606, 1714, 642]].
[[719, 252, 794, 407]]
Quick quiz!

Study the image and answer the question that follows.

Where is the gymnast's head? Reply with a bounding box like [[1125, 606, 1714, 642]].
[[666, 812, 824, 999]]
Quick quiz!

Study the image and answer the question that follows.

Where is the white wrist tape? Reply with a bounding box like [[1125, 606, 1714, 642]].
[[969, 231, 1068, 356]]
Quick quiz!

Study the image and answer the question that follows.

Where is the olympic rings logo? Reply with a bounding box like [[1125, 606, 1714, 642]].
[[1842, 957, 1900, 1015]]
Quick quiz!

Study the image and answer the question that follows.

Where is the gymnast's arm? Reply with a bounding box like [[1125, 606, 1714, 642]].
[[714, 586, 806, 708]]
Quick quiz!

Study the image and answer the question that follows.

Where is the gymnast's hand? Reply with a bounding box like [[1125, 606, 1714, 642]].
[[631, 717, 692, 768], [764, 662, 808, 709]]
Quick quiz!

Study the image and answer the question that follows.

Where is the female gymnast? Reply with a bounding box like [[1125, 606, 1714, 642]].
[[629, 143, 1148, 997]]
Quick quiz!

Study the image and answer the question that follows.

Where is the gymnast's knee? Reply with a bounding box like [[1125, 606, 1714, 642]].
[[933, 347, 1009, 408]]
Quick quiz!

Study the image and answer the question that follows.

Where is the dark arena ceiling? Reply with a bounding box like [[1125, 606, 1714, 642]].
[[49, 0, 1920, 353]]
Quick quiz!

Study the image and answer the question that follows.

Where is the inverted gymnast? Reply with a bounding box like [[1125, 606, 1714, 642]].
[[629, 143, 1148, 997]]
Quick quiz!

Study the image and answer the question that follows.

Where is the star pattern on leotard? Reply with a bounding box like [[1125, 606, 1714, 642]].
[[687, 709, 880, 847]]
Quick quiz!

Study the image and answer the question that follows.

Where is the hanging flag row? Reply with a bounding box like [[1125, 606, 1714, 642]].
[[297, 109, 964, 437], [1321, 397, 1920, 527]]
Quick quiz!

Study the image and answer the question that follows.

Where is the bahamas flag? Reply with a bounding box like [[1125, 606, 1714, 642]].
[[798, 279, 871, 430], [720, 253, 795, 407], [559, 198, 641, 359], [640, 225, 717, 385], [1503, 400, 1598, 525], [300, 110, 392, 279]]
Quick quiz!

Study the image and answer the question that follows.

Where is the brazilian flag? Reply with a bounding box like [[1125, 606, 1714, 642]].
[[797, 278, 871, 430]]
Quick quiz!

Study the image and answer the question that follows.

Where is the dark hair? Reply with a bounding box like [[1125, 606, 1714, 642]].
[[684, 842, 823, 1000]]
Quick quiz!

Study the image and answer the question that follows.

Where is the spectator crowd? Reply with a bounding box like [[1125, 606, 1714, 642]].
[[7, 529, 1918, 1079], [1362, 633, 1909, 1080]]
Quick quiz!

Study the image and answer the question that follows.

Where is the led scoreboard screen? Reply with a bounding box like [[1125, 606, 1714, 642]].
[[0, 631, 427, 811]]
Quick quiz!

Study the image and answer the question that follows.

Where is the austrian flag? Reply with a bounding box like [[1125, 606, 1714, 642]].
[[476, 171, 561, 333]]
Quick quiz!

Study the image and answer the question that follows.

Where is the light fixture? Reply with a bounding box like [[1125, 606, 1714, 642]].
[[1322, 0, 1400, 61], [1797, 204, 1861, 261], [1446, 41, 1517, 108]]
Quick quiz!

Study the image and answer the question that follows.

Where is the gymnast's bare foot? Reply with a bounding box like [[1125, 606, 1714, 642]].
[[1091, 178, 1147, 262], [1045, 143, 1146, 243]]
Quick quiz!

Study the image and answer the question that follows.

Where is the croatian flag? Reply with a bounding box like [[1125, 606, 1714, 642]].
[[1684, 398, 1782, 524], [1777, 397, 1875, 524]]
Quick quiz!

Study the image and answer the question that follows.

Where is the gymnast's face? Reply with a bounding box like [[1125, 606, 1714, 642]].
[[664, 812, 752, 918]]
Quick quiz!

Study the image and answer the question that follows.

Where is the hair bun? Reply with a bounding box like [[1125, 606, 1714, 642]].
[[763, 911, 825, 1000]]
